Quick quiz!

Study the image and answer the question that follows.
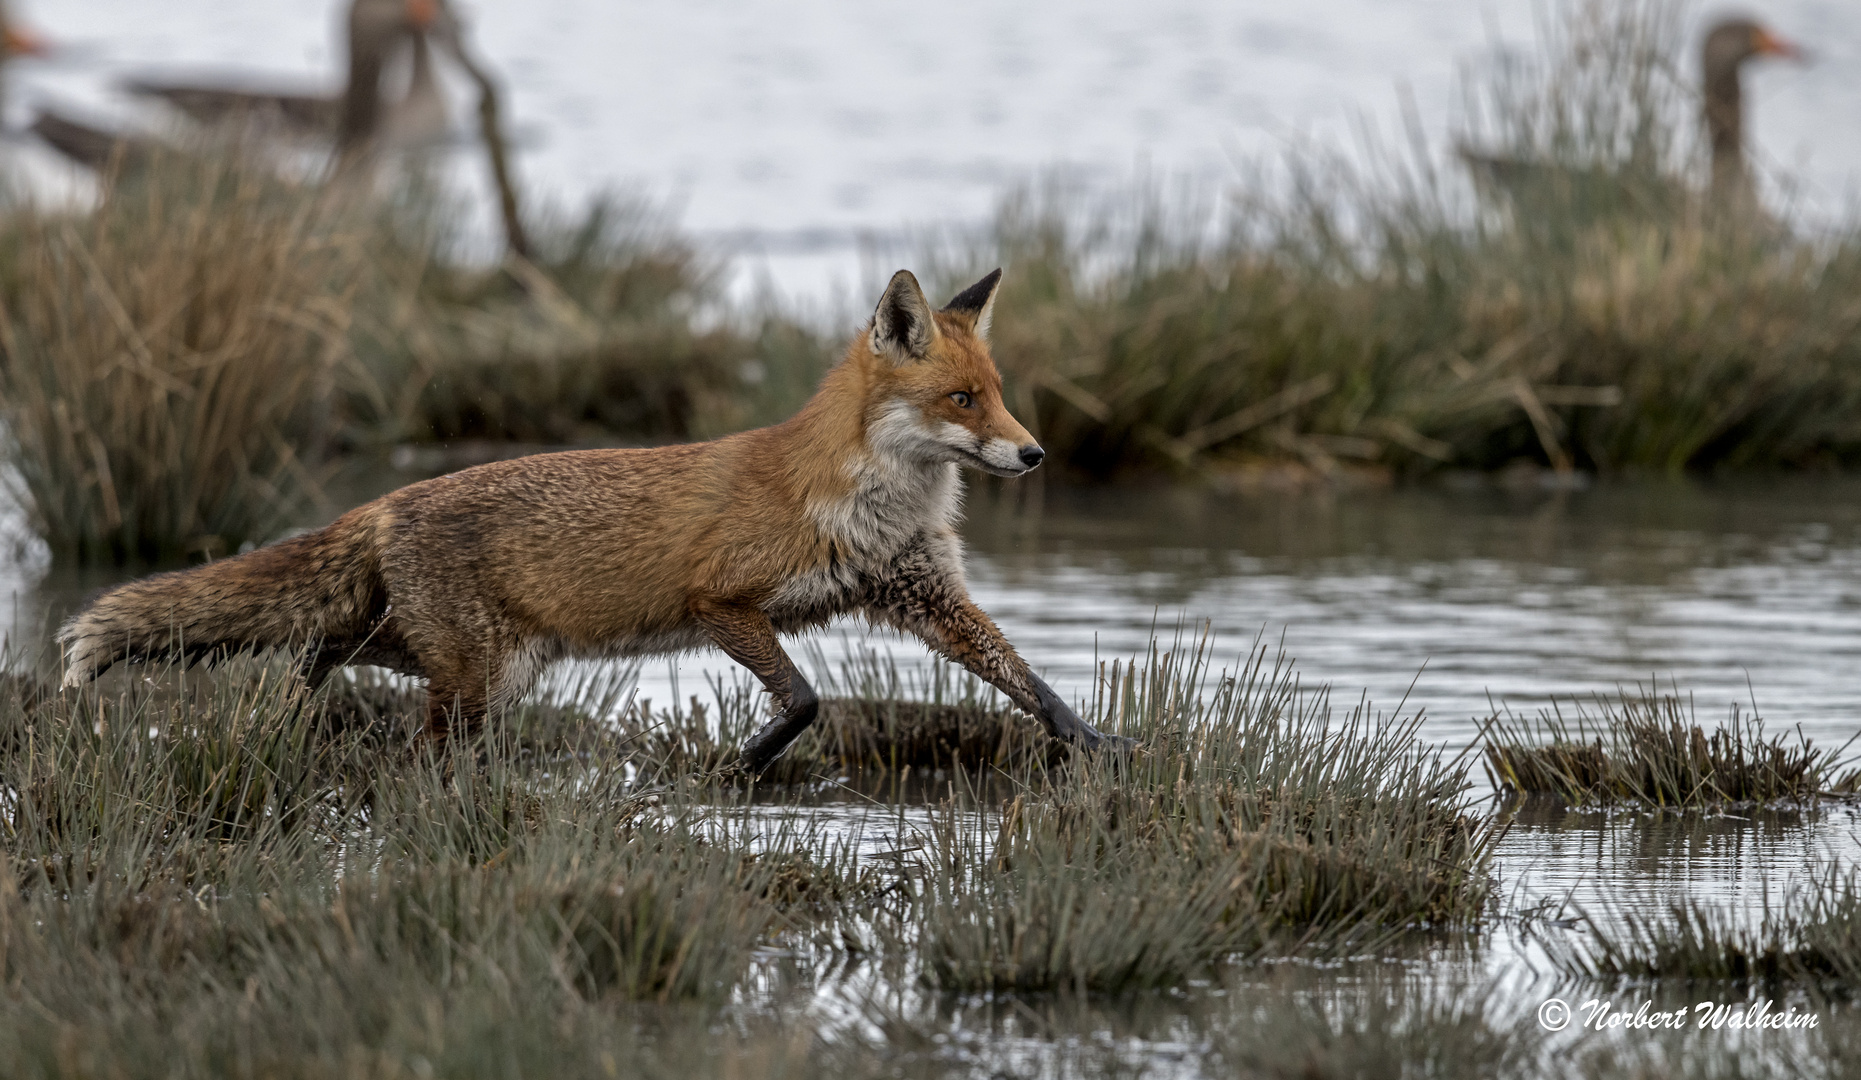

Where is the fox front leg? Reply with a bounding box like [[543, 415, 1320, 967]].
[[864, 543, 1115, 751], [693, 601, 820, 775]]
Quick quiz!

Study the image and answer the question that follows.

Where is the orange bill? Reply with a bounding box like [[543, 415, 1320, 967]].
[[2, 25, 49, 58], [1753, 27, 1802, 59]]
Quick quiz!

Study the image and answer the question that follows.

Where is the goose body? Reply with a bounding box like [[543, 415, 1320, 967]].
[[1457, 18, 1801, 215], [29, 0, 450, 170]]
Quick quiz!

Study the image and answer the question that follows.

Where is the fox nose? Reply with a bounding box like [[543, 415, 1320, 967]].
[[1018, 444, 1046, 469]]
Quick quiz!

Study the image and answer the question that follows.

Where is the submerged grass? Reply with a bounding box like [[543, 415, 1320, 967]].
[[1481, 687, 1856, 806], [1546, 866, 1861, 987]]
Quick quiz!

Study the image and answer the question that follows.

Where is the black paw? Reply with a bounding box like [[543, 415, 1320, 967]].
[[1029, 674, 1136, 755]]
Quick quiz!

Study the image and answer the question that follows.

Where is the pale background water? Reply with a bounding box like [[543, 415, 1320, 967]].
[[9, 0, 1861, 306]]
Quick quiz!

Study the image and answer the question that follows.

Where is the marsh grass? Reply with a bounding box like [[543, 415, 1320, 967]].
[[938, 174, 1861, 482], [0, 153, 356, 563], [911, 640, 1498, 992], [1546, 866, 1861, 987], [0, 165, 807, 563], [0, 649, 878, 1078], [1481, 688, 1854, 806], [0, 632, 1514, 1073]]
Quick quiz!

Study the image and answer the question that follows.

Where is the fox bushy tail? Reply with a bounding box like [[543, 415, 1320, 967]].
[[58, 509, 388, 688]]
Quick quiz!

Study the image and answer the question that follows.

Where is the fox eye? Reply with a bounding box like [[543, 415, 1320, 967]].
[[949, 391, 973, 408]]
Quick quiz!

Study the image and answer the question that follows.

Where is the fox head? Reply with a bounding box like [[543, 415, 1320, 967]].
[[860, 268, 1045, 477]]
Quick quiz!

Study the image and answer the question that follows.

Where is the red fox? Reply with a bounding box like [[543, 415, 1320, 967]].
[[59, 269, 1120, 772]]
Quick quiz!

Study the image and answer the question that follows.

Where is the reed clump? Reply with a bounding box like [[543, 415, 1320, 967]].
[[1482, 690, 1853, 806], [913, 641, 1498, 993], [0, 154, 356, 563], [978, 202, 1861, 480], [345, 193, 771, 447], [0, 167, 808, 564]]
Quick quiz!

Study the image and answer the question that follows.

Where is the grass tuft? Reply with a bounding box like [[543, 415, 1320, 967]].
[[1481, 688, 1851, 806], [912, 640, 1497, 992]]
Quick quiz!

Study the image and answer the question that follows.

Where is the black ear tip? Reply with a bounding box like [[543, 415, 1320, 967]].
[[942, 268, 1005, 313]]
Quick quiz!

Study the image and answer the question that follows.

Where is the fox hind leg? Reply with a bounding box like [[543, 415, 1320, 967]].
[[693, 601, 819, 775]]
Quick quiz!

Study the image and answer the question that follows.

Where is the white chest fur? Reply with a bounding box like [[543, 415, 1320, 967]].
[[770, 401, 967, 615], [821, 400, 963, 560]]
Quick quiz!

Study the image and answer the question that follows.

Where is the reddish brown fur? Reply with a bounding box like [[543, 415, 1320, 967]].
[[59, 269, 1115, 769]]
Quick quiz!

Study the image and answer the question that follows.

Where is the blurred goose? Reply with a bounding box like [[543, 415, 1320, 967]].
[[22, 0, 528, 258], [119, 82, 338, 139], [335, 0, 451, 157], [29, 0, 447, 171], [1702, 18, 1801, 207], [1457, 17, 1803, 214], [1, 10, 48, 121]]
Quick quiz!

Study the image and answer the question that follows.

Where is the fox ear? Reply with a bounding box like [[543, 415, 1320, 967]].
[[870, 270, 938, 362], [941, 268, 1002, 340]]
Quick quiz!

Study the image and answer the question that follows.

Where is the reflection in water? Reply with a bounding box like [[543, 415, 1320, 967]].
[[1492, 799, 1861, 926]]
